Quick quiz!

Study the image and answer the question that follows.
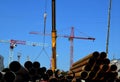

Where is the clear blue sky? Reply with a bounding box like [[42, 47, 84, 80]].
[[0, 0, 120, 71]]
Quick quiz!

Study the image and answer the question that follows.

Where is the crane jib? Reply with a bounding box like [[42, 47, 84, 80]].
[[10, 39, 26, 45]]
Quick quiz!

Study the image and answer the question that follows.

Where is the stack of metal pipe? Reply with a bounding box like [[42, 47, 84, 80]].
[[0, 60, 77, 82], [0, 61, 54, 82], [69, 51, 119, 82]]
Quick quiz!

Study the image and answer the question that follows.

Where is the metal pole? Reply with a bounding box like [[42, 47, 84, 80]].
[[51, 0, 57, 72], [70, 27, 74, 68], [106, 0, 112, 56]]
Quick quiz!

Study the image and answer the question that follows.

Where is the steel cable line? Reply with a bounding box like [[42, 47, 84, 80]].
[[34, 0, 50, 61]]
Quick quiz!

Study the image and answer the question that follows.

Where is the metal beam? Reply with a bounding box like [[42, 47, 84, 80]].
[[51, 0, 57, 72]]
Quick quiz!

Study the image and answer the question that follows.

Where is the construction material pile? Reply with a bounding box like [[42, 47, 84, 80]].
[[69, 51, 119, 82], [0, 61, 57, 82], [0, 60, 76, 82], [0, 51, 120, 82]]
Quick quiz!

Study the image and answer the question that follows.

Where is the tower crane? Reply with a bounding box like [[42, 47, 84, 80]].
[[58, 27, 95, 68], [0, 39, 48, 65], [29, 0, 95, 70], [29, 27, 95, 68]]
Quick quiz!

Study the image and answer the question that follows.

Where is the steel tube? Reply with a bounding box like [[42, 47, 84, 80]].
[[72, 51, 99, 67], [9, 61, 29, 74], [9, 61, 30, 81], [92, 65, 100, 72], [74, 71, 88, 79], [24, 61, 33, 71], [69, 64, 92, 74], [3, 71, 16, 82], [109, 64, 117, 71], [70, 58, 95, 70], [32, 61, 40, 69], [103, 58, 110, 65], [87, 71, 96, 79], [99, 52, 107, 59], [104, 71, 118, 80]]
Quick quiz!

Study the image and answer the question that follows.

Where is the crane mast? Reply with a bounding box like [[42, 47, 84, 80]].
[[51, 0, 57, 72], [0, 39, 48, 65], [63, 27, 95, 68], [69, 27, 74, 68]]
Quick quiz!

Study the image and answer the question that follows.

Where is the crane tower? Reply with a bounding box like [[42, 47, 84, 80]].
[[29, 27, 95, 68], [0, 39, 48, 65]]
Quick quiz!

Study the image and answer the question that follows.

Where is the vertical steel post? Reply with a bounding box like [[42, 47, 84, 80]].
[[51, 0, 57, 72], [69, 27, 74, 68], [106, 0, 112, 56]]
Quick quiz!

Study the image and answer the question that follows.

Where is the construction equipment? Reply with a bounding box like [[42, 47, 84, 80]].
[[30, 27, 95, 68], [57, 27, 95, 68], [0, 39, 48, 65], [30, 0, 95, 71], [29, 0, 57, 72], [51, 0, 57, 72]]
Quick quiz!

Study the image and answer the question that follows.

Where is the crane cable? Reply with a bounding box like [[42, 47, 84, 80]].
[[43, 0, 47, 44], [34, 0, 50, 60]]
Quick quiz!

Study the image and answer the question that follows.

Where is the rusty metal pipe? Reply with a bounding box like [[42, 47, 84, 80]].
[[95, 72, 104, 80], [92, 64, 110, 80], [94, 70, 107, 80], [3, 71, 16, 82], [72, 51, 99, 67], [70, 58, 95, 70], [99, 52, 107, 59], [24, 61, 33, 71], [95, 58, 110, 66], [9, 61, 29, 74], [87, 71, 96, 79], [69, 64, 92, 74], [104, 71, 118, 80], [32, 61, 40, 69], [74, 71, 89, 79], [92, 65, 100, 72], [109, 64, 117, 71], [9, 61, 30, 82], [103, 58, 110, 65], [97, 64, 110, 72]]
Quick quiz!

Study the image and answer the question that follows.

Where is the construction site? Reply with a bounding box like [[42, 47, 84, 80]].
[[0, 0, 120, 82]]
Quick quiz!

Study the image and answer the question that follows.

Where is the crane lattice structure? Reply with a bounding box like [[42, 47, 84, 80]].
[[29, 27, 95, 68], [0, 39, 48, 65], [58, 27, 95, 67]]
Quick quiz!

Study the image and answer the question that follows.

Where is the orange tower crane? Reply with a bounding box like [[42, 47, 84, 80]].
[[29, 27, 95, 68]]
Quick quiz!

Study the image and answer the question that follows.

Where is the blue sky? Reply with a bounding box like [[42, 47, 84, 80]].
[[0, 0, 120, 71]]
